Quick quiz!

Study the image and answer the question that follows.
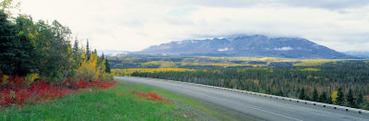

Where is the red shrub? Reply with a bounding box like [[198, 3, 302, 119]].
[[0, 76, 117, 108], [131, 91, 170, 103]]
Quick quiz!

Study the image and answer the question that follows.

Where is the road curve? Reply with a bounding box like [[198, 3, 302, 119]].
[[115, 76, 369, 121]]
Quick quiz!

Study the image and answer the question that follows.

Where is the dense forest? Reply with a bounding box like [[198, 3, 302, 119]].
[[111, 57, 369, 110], [0, 0, 112, 106]]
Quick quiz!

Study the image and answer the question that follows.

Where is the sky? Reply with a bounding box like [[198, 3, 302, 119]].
[[11, 0, 369, 52]]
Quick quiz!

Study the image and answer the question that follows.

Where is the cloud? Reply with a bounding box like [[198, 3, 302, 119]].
[[15, 0, 369, 52], [137, 0, 369, 10], [274, 47, 293, 51]]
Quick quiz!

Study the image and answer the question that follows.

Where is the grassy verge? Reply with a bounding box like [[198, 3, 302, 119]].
[[129, 83, 259, 121], [0, 83, 205, 121]]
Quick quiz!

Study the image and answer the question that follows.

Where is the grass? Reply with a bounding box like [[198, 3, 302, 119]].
[[0, 83, 206, 121], [129, 83, 259, 121]]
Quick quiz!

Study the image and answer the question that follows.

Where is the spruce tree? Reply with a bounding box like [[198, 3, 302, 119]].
[[93, 49, 97, 54], [336, 87, 345, 106], [299, 88, 306, 100], [105, 57, 111, 73], [319, 91, 328, 103], [86, 39, 90, 60], [346, 89, 355, 107], [312, 88, 319, 101], [0, 10, 34, 76], [356, 92, 363, 106], [73, 39, 79, 52], [327, 96, 333, 104]]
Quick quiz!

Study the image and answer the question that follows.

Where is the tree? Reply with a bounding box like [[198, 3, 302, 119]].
[[93, 49, 97, 55], [105, 57, 111, 73], [86, 40, 90, 61], [0, 10, 35, 76], [312, 88, 319, 101], [336, 87, 345, 106], [30, 20, 74, 82], [331, 91, 338, 103], [0, 0, 21, 18], [346, 89, 355, 107], [356, 92, 363, 106], [319, 91, 328, 103], [299, 87, 306, 100], [73, 39, 79, 52]]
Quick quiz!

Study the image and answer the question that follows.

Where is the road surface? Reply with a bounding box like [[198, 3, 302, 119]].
[[115, 76, 369, 121]]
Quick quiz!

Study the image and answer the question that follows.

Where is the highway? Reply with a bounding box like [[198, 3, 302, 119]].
[[115, 76, 369, 121]]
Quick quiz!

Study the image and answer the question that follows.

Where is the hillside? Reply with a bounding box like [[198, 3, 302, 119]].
[[134, 35, 358, 59]]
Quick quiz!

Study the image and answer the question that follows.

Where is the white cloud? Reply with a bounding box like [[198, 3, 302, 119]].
[[274, 47, 293, 51], [13, 0, 369, 52], [218, 47, 230, 52]]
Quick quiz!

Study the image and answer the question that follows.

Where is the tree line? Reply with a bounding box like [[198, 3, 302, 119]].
[[0, 3, 111, 83]]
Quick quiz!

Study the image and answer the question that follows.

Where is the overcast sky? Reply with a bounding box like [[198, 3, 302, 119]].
[[14, 0, 369, 52]]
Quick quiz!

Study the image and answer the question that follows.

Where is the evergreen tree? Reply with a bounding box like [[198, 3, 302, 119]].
[[73, 39, 79, 52], [101, 53, 105, 61], [356, 92, 363, 106], [86, 39, 90, 60], [93, 49, 97, 54], [336, 87, 345, 106], [299, 87, 306, 100], [277, 90, 283, 96], [319, 91, 328, 103], [346, 89, 355, 107], [0, 10, 34, 76], [312, 88, 319, 101], [327, 96, 333, 104], [105, 57, 111, 73]]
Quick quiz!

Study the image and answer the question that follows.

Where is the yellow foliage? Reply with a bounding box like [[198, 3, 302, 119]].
[[300, 68, 321, 71], [25, 73, 39, 83], [331, 91, 338, 103], [76, 53, 110, 81], [1, 75, 9, 84], [259, 57, 277, 61], [112, 68, 197, 76]]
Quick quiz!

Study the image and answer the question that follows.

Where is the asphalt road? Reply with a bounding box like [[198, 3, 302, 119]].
[[115, 76, 369, 121]]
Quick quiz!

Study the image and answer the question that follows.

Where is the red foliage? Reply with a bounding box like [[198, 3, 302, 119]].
[[0, 76, 117, 108], [131, 91, 170, 103]]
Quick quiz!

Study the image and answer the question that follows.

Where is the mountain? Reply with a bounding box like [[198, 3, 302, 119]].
[[343, 51, 369, 59], [133, 35, 358, 59]]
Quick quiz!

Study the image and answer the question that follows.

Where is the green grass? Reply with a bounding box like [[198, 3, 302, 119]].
[[0, 83, 205, 121]]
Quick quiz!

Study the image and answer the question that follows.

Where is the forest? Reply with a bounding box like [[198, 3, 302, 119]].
[[112, 56, 369, 110], [0, 1, 113, 107]]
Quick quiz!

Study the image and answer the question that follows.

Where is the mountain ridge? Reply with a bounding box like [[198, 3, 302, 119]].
[[132, 35, 359, 59]]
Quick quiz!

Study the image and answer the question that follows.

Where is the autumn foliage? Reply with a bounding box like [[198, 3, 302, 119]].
[[131, 91, 170, 103], [0, 75, 117, 107]]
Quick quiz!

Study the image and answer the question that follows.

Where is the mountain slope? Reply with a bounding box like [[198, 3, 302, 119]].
[[344, 51, 369, 59], [135, 35, 358, 59]]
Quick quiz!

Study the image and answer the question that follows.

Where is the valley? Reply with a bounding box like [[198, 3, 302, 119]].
[[110, 56, 369, 111]]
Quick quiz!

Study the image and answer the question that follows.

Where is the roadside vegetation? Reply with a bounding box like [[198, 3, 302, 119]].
[[0, 1, 212, 121], [1, 83, 207, 121], [0, 0, 113, 108], [112, 56, 369, 110]]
